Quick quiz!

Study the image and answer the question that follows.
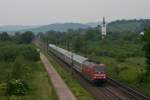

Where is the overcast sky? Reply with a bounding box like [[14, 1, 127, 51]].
[[0, 0, 150, 25]]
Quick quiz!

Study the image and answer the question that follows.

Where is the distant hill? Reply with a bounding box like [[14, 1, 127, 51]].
[[86, 22, 100, 27], [1, 19, 150, 34], [0, 23, 91, 34], [21, 23, 90, 33], [0, 25, 39, 33], [108, 19, 150, 33]]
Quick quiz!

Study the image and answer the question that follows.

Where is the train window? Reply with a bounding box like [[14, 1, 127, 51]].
[[95, 66, 105, 72]]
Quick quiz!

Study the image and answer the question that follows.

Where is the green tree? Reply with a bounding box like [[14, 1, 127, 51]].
[[20, 45, 40, 61], [73, 36, 84, 53], [21, 31, 34, 43], [143, 28, 150, 75], [0, 32, 10, 41], [13, 32, 22, 43], [0, 46, 17, 62]]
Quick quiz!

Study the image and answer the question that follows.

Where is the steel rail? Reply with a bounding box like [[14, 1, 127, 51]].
[[107, 77, 150, 100]]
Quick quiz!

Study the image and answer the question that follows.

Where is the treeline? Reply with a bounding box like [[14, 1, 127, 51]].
[[108, 19, 150, 33], [39, 26, 144, 60], [142, 28, 150, 79], [0, 31, 34, 44], [0, 31, 40, 96]]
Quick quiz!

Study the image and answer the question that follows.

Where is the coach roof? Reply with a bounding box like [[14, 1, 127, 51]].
[[49, 44, 87, 63]]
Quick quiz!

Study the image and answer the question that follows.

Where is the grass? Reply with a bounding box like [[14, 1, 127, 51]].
[[45, 53, 95, 100], [0, 61, 58, 100]]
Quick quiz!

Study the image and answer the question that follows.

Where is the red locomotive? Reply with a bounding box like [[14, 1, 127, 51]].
[[48, 44, 106, 85], [82, 60, 106, 84]]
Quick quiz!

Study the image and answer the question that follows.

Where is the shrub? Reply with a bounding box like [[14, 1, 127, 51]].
[[99, 51, 114, 57], [20, 46, 40, 61], [0, 83, 7, 96], [7, 79, 28, 95], [0, 46, 17, 62], [116, 54, 127, 62]]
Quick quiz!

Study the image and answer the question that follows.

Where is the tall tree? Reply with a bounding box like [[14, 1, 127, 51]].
[[143, 28, 150, 75], [0, 32, 10, 41], [21, 31, 34, 43]]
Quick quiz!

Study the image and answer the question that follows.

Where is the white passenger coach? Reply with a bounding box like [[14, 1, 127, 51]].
[[48, 44, 88, 72]]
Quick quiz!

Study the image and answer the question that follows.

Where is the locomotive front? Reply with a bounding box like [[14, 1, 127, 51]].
[[82, 60, 106, 84], [92, 64, 106, 84]]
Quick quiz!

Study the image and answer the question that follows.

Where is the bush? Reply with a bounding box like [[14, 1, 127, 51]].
[[99, 51, 114, 57], [7, 79, 28, 95], [20, 46, 40, 61], [116, 54, 127, 62], [0, 46, 17, 62], [21, 31, 34, 44], [0, 83, 7, 96]]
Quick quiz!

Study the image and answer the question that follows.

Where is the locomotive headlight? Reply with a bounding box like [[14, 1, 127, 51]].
[[93, 76, 97, 79]]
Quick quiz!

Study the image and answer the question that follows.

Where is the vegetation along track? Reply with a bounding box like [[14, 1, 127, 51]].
[[47, 50, 149, 100]]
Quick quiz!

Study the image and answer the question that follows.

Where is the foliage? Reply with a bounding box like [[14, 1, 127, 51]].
[[0, 32, 10, 41], [7, 79, 28, 95], [20, 45, 40, 61], [0, 40, 39, 96], [21, 31, 34, 43], [143, 28, 150, 75], [0, 33, 58, 99], [0, 83, 7, 96], [0, 43, 39, 62], [116, 54, 126, 62], [0, 45, 17, 62], [108, 19, 150, 33], [12, 31, 34, 44], [40, 26, 144, 59]]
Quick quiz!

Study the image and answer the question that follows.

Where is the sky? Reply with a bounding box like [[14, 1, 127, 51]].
[[0, 0, 150, 25]]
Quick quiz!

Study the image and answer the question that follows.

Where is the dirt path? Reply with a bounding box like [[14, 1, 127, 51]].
[[40, 53, 76, 100]]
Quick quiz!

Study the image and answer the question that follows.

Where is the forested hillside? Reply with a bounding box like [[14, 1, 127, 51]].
[[108, 19, 150, 33]]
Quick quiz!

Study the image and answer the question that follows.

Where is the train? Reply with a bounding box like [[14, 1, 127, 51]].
[[48, 44, 106, 84]]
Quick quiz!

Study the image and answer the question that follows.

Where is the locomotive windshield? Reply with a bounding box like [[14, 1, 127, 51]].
[[95, 66, 105, 72]]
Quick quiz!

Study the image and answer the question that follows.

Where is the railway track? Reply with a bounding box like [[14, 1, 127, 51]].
[[47, 51, 149, 100], [107, 77, 150, 100], [99, 86, 122, 100]]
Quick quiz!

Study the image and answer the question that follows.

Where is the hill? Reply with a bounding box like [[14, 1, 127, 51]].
[[21, 23, 90, 33], [0, 25, 39, 33], [108, 19, 150, 33], [1, 19, 150, 34], [0, 23, 90, 34]]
